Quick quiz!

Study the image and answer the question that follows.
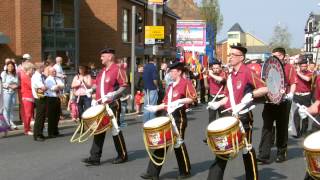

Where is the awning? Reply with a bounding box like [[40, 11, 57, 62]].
[[0, 32, 10, 44]]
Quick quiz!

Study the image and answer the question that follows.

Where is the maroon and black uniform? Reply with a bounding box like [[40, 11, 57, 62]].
[[208, 64, 265, 180], [88, 63, 128, 162], [207, 71, 226, 122], [145, 78, 197, 178], [293, 70, 313, 137], [258, 63, 297, 162]]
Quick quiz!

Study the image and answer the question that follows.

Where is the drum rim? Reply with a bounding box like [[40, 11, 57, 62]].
[[303, 131, 320, 151], [207, 118, 239, 133], [144, 120, 171, 130], [143, 117, 171, 129], [82, 105, 106, 120]]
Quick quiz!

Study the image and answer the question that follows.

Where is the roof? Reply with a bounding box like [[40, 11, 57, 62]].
[[305, 12, 320, 33], [228, 23, 244, 33], [163, 6, 180, 19]]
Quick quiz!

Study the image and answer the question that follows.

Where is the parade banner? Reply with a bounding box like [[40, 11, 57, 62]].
[[177, 20, 206, 53]]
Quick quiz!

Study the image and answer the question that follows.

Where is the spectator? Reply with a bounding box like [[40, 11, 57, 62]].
[[89, 62, 98, 80], [142, 57, 158, 122], [0, 77, 8, 137], [1, 61, 19, 130], [20, 61, 35, 135], [53, 56, 67, 80], [71, 65, 92, 121], [44, 59, 54, 77], [67, 89, 79, 122]]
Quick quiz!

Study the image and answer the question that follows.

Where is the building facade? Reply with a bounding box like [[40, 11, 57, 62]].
[[0, 0, 178, 69], [304, 12, 320, 64]]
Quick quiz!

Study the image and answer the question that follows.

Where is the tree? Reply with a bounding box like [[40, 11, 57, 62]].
[[269, 24, 292, 50], [198, 0, 223, 52]]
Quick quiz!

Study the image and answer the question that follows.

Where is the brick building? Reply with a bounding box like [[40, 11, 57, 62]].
[[0, 0, 179, 70]]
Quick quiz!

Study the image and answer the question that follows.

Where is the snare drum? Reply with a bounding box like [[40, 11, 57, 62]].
[[143, 117, 175, 149], [70, 104, 112, 143], [207, 116, 245, 159], [304, 131, 320, 178]]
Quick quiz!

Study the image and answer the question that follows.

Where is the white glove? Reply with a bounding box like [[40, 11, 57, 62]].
[[285, 93, 294, 101], [102, 92, 115, 103], [174, 137, 184, 148], [232, 103, 247, 116], [86, 89, 93, 98], [144, 105, 159, 112], [207, 101, 220, 110], [91, 99, 98, 106], [298, 105, 308, 119], [241, 93, 253, 105], [168, 99, 183, 110]]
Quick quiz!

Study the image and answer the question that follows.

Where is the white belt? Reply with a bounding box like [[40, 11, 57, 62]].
[[210, 94, 225, 98], [295, 92, 310, 96]]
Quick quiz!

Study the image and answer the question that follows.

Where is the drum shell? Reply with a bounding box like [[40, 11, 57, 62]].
[[143, 120, 174, 149], [82, 107, 112, 135], [207, 119, 245, 155]]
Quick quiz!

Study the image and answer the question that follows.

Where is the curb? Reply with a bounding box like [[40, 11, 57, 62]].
[[2, 112, 140, 138]]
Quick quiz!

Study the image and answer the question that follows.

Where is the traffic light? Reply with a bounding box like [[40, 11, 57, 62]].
[[136, 13, 143, 34]]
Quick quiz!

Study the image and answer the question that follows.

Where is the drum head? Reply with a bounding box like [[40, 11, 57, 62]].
[[144, 117, 170, 128], [304, 131, 320, 150], [207, 116, 237, 131], [261, 56, 285, 104], [82, 105, 105, 119]]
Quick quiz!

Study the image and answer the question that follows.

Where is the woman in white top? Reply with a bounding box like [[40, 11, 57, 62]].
[[1, 61, 19, 130], [71, 65, 92, 121]]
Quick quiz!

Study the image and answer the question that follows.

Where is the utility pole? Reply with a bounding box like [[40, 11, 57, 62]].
[[130, 6, 136, 112], [152, 4, 157, 55]]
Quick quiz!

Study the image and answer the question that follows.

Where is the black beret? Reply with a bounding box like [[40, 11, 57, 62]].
[[210, 60, 222, 66], [230, 43, 247, 55], [99, 48, 115, 54], [298, 59, 308, 65], [168, 61, 184, 70]]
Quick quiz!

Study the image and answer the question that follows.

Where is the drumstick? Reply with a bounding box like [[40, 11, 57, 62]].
[[206, 86, 224, 110], [296, 103, 320, 126]]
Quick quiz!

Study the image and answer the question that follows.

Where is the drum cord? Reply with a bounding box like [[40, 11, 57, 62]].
[[143, 126, 174, 166]]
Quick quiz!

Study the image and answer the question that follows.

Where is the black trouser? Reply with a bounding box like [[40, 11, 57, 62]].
[[258, 101, 291, 159], [207, 112, 258, 180], [145, 108, 191, 177], [89, 100, 128, 161], [293, 94, 311, 136], [208, 95, 224, 123], [76, 95, 92, 120], [33, 97, 47, 138], [46, 97, 61, 136]]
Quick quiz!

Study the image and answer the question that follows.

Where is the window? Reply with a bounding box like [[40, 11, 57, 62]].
[[42, 0, 76, 68], [122, 9, 129, 42], [306, 37, 309, 52], [228, 34, 239, 39], [309, 22, 313, 32]]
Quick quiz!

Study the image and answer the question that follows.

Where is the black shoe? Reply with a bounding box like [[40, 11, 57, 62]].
[[81, 158, 100, 166], [34, 136, 45, 142], [47, 135, 57, 139], [257, 157, 272, 164], [112, 156, 128, 164], [202, 139, 207, 144], [140, 172, 159, 180], [54, 133, 64, 137], [276, 153, 286, 163], [177, 173, 191, 179]]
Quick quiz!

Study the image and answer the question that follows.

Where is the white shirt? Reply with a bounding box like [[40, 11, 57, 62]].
[[45, 76, 64, 97], [31, 71, 45, 99], [53, 64, 65, 79]]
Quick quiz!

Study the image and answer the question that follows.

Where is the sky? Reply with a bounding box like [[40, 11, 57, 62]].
[[195, 0, 320, 48]]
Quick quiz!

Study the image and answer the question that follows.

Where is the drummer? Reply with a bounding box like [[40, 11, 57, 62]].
[[293, 58, 312, 138], [82, 48, 128, 166], [257, 47, 297, 164], [299, 67, 320, 180], [141, 61, 197, 180], [203, 60, 226, 143], [207, 43, 268, 180]]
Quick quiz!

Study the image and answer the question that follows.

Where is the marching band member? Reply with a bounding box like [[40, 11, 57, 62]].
[[203, 61, 226, 143], [257, 47, 297, 164], [45, 67, 65, 138], [204, 61, 226, 123], [293, 58, 312, 138], [32, 62, 47, 141], [82, 48, 128, 166], [141, 61, 197, 180], [207, 44, 268, 180]]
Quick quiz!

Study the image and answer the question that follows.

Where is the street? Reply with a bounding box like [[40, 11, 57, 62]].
[[0, 104, 307, 180]]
